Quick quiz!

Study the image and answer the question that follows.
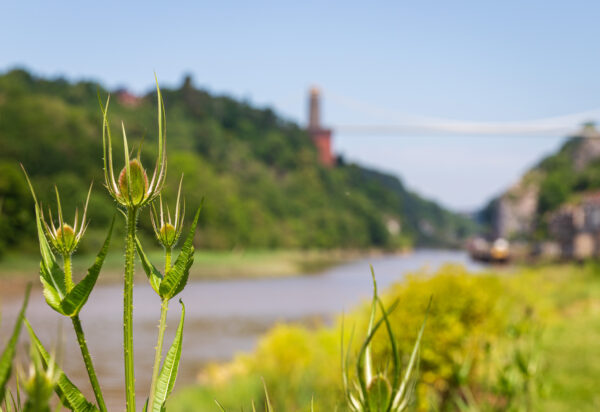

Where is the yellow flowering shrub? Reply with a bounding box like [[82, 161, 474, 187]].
[[172, 264, 539, 411]]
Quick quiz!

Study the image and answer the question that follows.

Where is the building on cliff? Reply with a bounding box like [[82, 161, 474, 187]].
[[307, 87, 334, 167], [549, 192, 600, 259]]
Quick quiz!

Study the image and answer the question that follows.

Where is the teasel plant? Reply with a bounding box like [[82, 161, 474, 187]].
[[136, 180, 201, 412], [21, 169, 115, 412], [341, 268, 430, 412], [2, 343, 59, 412], [18, 345, 60, 412], [100, 76, 168, 412], [101, 76, 199, 412]]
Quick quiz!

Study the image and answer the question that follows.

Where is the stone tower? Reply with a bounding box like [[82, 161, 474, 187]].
[[308, 87, 334, 167]]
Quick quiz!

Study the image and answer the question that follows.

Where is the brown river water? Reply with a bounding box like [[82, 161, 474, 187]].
[[0, 249, 482, 410]]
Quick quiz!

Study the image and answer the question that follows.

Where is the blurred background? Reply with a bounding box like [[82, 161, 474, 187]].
[[1, 1, 600, 410]]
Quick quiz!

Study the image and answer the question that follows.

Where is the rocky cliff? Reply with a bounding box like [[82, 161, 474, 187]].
[[482, 124, 600, 240]]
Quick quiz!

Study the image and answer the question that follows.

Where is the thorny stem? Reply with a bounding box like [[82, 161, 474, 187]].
[[148, 247, 172, 412], [72, 315, 107, 412], [148, 298, 169, 412], [63, 254, 74, 292], [165, 247, 172, 275], [124, 206, 138, 412]]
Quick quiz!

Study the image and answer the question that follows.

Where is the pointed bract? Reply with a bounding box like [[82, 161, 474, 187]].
[[100, 78, 167, 209], [21, 166, 91, 256], [150, 175, 185, 249]]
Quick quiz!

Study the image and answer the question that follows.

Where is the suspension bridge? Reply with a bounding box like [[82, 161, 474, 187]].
[[306, 87, 600, 166], [324, 90, 600, 136]]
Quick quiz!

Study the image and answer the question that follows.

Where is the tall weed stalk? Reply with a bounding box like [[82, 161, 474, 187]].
[[21, 77, 200, 412]]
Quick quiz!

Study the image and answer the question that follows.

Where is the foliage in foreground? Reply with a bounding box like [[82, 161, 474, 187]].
[[171, 265, 546, 411], [10, 79, 200, 412]]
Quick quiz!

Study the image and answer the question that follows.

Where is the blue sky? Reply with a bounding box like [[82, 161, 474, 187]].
[[2, 1, 599, 210]]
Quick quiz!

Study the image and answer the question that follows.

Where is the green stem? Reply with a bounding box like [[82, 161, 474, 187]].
[[148, 298, 169, 412], [165, 247, 172, 274], [124, 207, 138, 412], [63, 254, 74, 292], [72, 315, 107, 412], [147, 246, 172, 412]]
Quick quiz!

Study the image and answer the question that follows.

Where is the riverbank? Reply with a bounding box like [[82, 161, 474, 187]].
[[0, 248, 399, 286]]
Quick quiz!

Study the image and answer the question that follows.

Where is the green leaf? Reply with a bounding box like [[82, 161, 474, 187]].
[[34, 202, 68, 316], [0, 284, 31, 404], [39, 275, 64, 315], [25, 320, 99, 412], [262, 378, 274, 412], [391, 297, 431, 410], [61, 216, 115, 317], [159, 206, 201, 300], [135, 237, 163, 295], [152, 300, 185, 412], [356, 299, 400, 409], [214, 400, 226, 411]]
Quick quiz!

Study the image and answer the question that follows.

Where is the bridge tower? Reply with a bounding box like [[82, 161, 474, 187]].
[[308, 87, 334, 167]]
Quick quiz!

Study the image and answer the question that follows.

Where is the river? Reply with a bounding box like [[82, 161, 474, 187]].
[[0, 249, 483, 410]]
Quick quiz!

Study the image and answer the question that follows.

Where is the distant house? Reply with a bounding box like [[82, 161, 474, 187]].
[[549, 192, 600, 259], [115, 89, 141, 107]]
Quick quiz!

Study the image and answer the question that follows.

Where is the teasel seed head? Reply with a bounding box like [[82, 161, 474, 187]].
[[101, 75, 167, 209], [21, 165, 92, 257], [150, 175, 185, 249]]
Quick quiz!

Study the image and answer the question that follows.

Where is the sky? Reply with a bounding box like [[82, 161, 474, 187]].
[[2, 0, 600, 210]]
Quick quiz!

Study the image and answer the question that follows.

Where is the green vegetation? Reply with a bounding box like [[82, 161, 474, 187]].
[[0, 69, 475, 258], [4, 80, 199, 412], [170, 263, 600, 411]]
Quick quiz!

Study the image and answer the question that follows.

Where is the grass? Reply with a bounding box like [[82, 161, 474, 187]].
[[0, 249, 361, 281], [539, 313, 600, 411], [498, 262, 600, 411], [527, 263, 600, 412]]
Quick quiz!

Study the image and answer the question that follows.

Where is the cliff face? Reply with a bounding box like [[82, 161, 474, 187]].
[[484, 125, 600, 240], [494, 178, 539, 239]]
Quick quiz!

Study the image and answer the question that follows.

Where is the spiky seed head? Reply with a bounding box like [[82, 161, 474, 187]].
[[160, 223, 177, 245], [150, 175, 185, 249], [21, 166, 92, 257], [117, 159, 149, 206], [55, 224, 75, 251], [101, 76, 167, 210], [367, 374, 392, 410], [21, 347, 58, 409]]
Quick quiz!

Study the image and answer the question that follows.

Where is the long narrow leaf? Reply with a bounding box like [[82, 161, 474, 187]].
[[135, 237, 163, 295], [25, 320, 98, 412], [152, 300, 185, 412], [0, 284, 31, 403], [391, 297, 432, 410], [374, 297, 400, 412], [35, 205, 66, 301], [61, 216, 115, 316], [356, 299, 400, 410], [262, 378, 274, 412], [159, 206, 202, 300], [365, 266, 379, 386]]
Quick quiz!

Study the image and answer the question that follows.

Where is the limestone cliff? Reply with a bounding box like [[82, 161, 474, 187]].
[[482, 124, 600, 240]]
